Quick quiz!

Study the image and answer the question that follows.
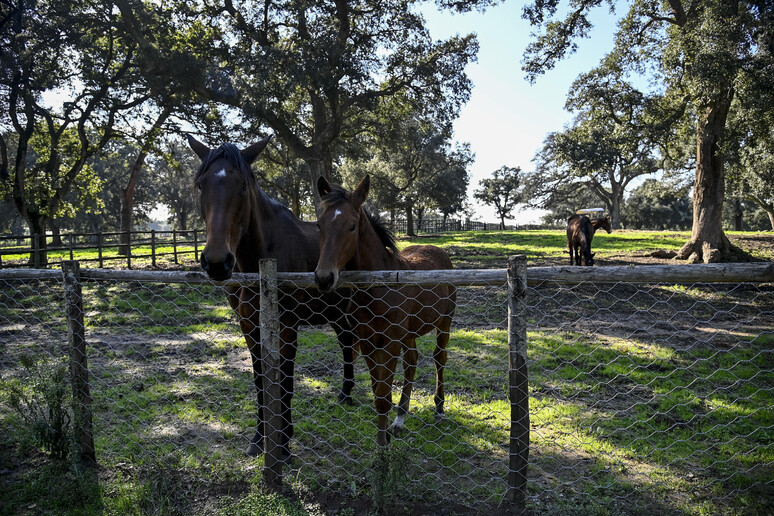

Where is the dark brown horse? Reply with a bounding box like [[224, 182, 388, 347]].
[[187, 134, 355, 458], [567, 214, 612, 266], [314, 175, 456, 446]]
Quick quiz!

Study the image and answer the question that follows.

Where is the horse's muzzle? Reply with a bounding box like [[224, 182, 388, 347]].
[[314, 269, 338, 293], [201, 251, 236, 281]]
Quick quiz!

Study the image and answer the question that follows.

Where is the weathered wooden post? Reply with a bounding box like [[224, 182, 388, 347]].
[[193, 230, 199, 263], [151, 230, 157, 268], [97, 232, 103, 268], [32, 233, 40, 268], [125, 232, 132, 269], [172, 229, 178, 264], [258, 258, 283, 487], [506, 254, 529, 506], [62, 260, 96, 467]]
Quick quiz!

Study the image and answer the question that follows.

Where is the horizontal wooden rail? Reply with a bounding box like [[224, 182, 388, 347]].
[[0, 262, 764, 286]]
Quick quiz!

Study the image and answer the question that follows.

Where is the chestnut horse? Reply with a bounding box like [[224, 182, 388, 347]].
[[187, 134, 355, 458], [567, 214, 612, 266], [314, 175, 456, 446]]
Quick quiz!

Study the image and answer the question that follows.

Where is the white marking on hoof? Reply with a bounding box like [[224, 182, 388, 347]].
[[388, 414, 406, 436]]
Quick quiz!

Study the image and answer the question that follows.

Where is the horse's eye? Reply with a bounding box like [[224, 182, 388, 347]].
[[316, 222, 320, 229], [349, 224, 356, 233]]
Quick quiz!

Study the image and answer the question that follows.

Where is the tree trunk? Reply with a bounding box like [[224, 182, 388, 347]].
[[27, 213, 48, 267], [677, 89, 734, 263], [500, 216, 505, 230], [118, 186, 134, 255], [610, 185, 623, 230], [308, 156, 334, 217], [405, 202, 416, 237], [50, 223, 63, 247], [120, 107, 171, 254]]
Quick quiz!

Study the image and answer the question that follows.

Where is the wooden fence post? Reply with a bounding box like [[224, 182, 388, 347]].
[[32, 233, 40, 268], [506, 254, 529, 507], [151, 230, 157, 268], [193, 230, 199, 263], [62, 260, 96, 468], [259, 258, 283, 487], [126, 232, 132, 269], [172, 230, 178, 264], [97, 232, 103, 268]]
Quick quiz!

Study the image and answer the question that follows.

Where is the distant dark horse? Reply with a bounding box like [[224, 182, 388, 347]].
[[314, 175, 456, 446], [567, 214, 612, 266], [187, 134, 355, 458]]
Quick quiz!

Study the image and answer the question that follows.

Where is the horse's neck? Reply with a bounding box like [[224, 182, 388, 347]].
[[352, 210, 405, 270], [235, 188, 275, 266]]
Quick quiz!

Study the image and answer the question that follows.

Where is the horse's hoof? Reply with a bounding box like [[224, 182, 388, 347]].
[[338, 392, 354, 406], [245, 442, 263, 457], [388, 424, 406, 438], [435, 410, 446, 421]]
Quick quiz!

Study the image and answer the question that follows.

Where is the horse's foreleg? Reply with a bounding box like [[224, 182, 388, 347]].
[[363, 342, 396, 446], [332, 322, 356, 405], [277, 324, 299, 459], [391, 339, 417, 437], [239, 313, 264, 457], [433, 324, 451, 419]]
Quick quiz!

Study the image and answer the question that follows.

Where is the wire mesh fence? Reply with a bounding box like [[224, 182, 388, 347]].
[[0, 262, 772, 514]]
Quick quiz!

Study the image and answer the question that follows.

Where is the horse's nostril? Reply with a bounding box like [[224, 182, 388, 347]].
[[314, 271, 334, 291], [200, 254, 210, 271], [224, 252, 236, 272]]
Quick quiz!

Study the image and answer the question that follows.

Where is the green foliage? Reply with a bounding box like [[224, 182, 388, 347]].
[[7, 355, 72, 460], [622, 178, 692, 230], [369, 445, 411, 514], [474, 166, 523, 228], [217, 488, 311, 516]]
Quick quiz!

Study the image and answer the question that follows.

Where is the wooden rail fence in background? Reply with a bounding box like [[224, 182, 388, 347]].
[[0, 230, 202, 269]]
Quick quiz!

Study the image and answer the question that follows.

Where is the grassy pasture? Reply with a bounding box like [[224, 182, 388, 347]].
[[2, 228, 773, 270], [0, 230, 772, 515]]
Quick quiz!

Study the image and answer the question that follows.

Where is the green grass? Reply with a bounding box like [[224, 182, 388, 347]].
[[4, 228, 772, 269]]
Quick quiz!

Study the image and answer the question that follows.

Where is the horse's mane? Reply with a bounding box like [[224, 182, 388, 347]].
[[194, 143, 290, 217], [320, 185, 398, 253], [364, 209, 398, 254]]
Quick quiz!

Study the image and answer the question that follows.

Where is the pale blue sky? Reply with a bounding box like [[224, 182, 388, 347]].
[[422, 1, 620, 224]]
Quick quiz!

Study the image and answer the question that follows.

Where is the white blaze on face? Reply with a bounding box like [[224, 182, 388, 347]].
[[332, 209, 342, 221], [215, 168, 227, 178]]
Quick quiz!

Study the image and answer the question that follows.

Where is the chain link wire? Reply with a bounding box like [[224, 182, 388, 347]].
[[1, 271, 772, 513]]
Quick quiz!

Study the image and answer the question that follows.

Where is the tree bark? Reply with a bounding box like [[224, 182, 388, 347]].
[[308, 158, 332, 217], [405, 201, 416, 237], [119, 106, 171, 254], [731, 197, 743, 231], [27, 212, 48, 267], [677, 88, 734, 263]]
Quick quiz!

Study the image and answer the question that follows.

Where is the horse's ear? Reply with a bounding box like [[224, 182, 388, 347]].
[[352, 174, 370, 207], [242, 134, 273, 164], [318, 176, 332, 197], [187, 134, 211, 161]]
